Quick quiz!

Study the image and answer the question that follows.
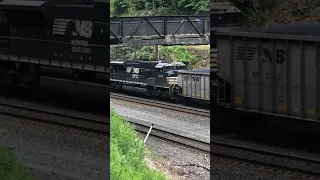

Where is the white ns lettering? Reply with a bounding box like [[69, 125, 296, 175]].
[[72, 20, 93, 38]]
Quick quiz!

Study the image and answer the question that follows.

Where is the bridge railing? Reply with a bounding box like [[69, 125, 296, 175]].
[[110, 16, 210, 45]]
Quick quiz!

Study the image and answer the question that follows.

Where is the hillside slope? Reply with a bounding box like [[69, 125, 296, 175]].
[[241, 0, 320, 27]]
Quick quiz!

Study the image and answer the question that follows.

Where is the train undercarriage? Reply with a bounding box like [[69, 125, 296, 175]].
[[110, 79, 198, 106], [0, 60, 110, 91]]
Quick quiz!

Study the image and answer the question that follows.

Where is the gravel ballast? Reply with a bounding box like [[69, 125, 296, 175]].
[[110, 98, 210, 143], [139, 133, 210, 180], [0, 114, 109, 180]]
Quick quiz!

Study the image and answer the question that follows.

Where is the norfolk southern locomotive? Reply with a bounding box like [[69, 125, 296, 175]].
[[110, 60, 210, 103], [111, 60, 185, 99], [0, 0, 109, 89]]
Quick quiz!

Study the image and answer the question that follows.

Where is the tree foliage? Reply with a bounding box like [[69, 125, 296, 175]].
[[110, 0, 210, 17]]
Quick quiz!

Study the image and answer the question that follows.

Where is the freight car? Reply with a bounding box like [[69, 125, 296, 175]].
[[110, 60, 210, 103], [174, 69, 210, 103], [211, 22, 320, 133], [0, 0, 109, 89]]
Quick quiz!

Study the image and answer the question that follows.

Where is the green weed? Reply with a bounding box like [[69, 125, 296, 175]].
[[110, 109, 168, 180], [0, 147, 34, 180]]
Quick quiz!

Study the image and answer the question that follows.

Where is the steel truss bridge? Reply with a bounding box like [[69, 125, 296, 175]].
[[110, 16, 210, 46]]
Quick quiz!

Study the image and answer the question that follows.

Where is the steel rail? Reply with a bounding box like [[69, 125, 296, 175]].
[[211, 140, 320, 178], [110, 92, 210, 117], [0, 102, 109, 134], [132, 122, 210, 153]]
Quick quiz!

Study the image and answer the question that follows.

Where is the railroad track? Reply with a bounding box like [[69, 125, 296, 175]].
[[135, 120, 320, 178], [0, 102, 109, 135], [132, 121, 210, 153], [110, 92, 210, 118], [0, 98, 210, 154], [211, 140, 320, 178], [4, 98, 318, 178]]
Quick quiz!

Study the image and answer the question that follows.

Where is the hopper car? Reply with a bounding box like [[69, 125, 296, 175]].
[[211, 22, 320, 134]]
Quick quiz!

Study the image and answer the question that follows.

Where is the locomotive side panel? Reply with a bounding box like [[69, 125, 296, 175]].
[[50, 5, 109, 66], [217, 31, 319, 119], [0, 1, 109, 69]]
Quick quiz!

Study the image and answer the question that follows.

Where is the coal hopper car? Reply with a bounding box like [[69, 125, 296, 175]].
[[211, 22, 320, 133]]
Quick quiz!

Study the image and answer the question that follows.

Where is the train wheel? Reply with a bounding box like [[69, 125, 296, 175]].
[[173, 94, 185, 104], [119, 83, 123, 91], [28, 65, 40, 90], [184, 97, 191, 105], [146, 87, 153, 97], [114, 82, 123, 91]]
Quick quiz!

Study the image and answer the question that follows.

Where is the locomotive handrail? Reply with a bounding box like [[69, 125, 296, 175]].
[[0, 35, 108, 48]]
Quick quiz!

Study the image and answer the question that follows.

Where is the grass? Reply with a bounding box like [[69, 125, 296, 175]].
[[0, 147, 34, 180], [110, 108, 168, 180]]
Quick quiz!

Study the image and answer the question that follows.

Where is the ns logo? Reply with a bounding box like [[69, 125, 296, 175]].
[[184, 75, 200, 82], [72, 20, 93, 38], [262, 48, 285, 64], [236, 46, 286, 64]]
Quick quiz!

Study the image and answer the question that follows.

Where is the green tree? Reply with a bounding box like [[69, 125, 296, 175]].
[[177, 0, 210, 14], [110, 0, 209, 17]]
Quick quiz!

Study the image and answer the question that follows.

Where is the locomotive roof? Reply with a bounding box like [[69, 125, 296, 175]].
[[155, 62, 185, 68], [110, 60, 159, 66], [111, 60, 185, 68], [111, 60, 168, 63], [110, 61, 124, 64]]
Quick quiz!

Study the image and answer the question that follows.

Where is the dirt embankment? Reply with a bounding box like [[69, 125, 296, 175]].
[[247, 0, 320, 27], [186, 45, 210, 69], [267, 0, 320, 24]]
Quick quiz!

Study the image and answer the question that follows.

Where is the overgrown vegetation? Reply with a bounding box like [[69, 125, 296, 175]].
[[110, 0, 209, 17], [110, 45, 209, 69], [0, 147, 34, 180], [110, 109, 168, 180], [232, 0, 320, 27]]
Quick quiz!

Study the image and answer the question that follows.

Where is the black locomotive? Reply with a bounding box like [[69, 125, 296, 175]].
[[0, 0, 109, 89], [110, 60, 187, 98]]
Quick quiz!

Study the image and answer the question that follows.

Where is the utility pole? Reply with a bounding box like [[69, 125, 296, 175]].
[[154, 45, 159, 61], [134, 47, 137, 60]]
